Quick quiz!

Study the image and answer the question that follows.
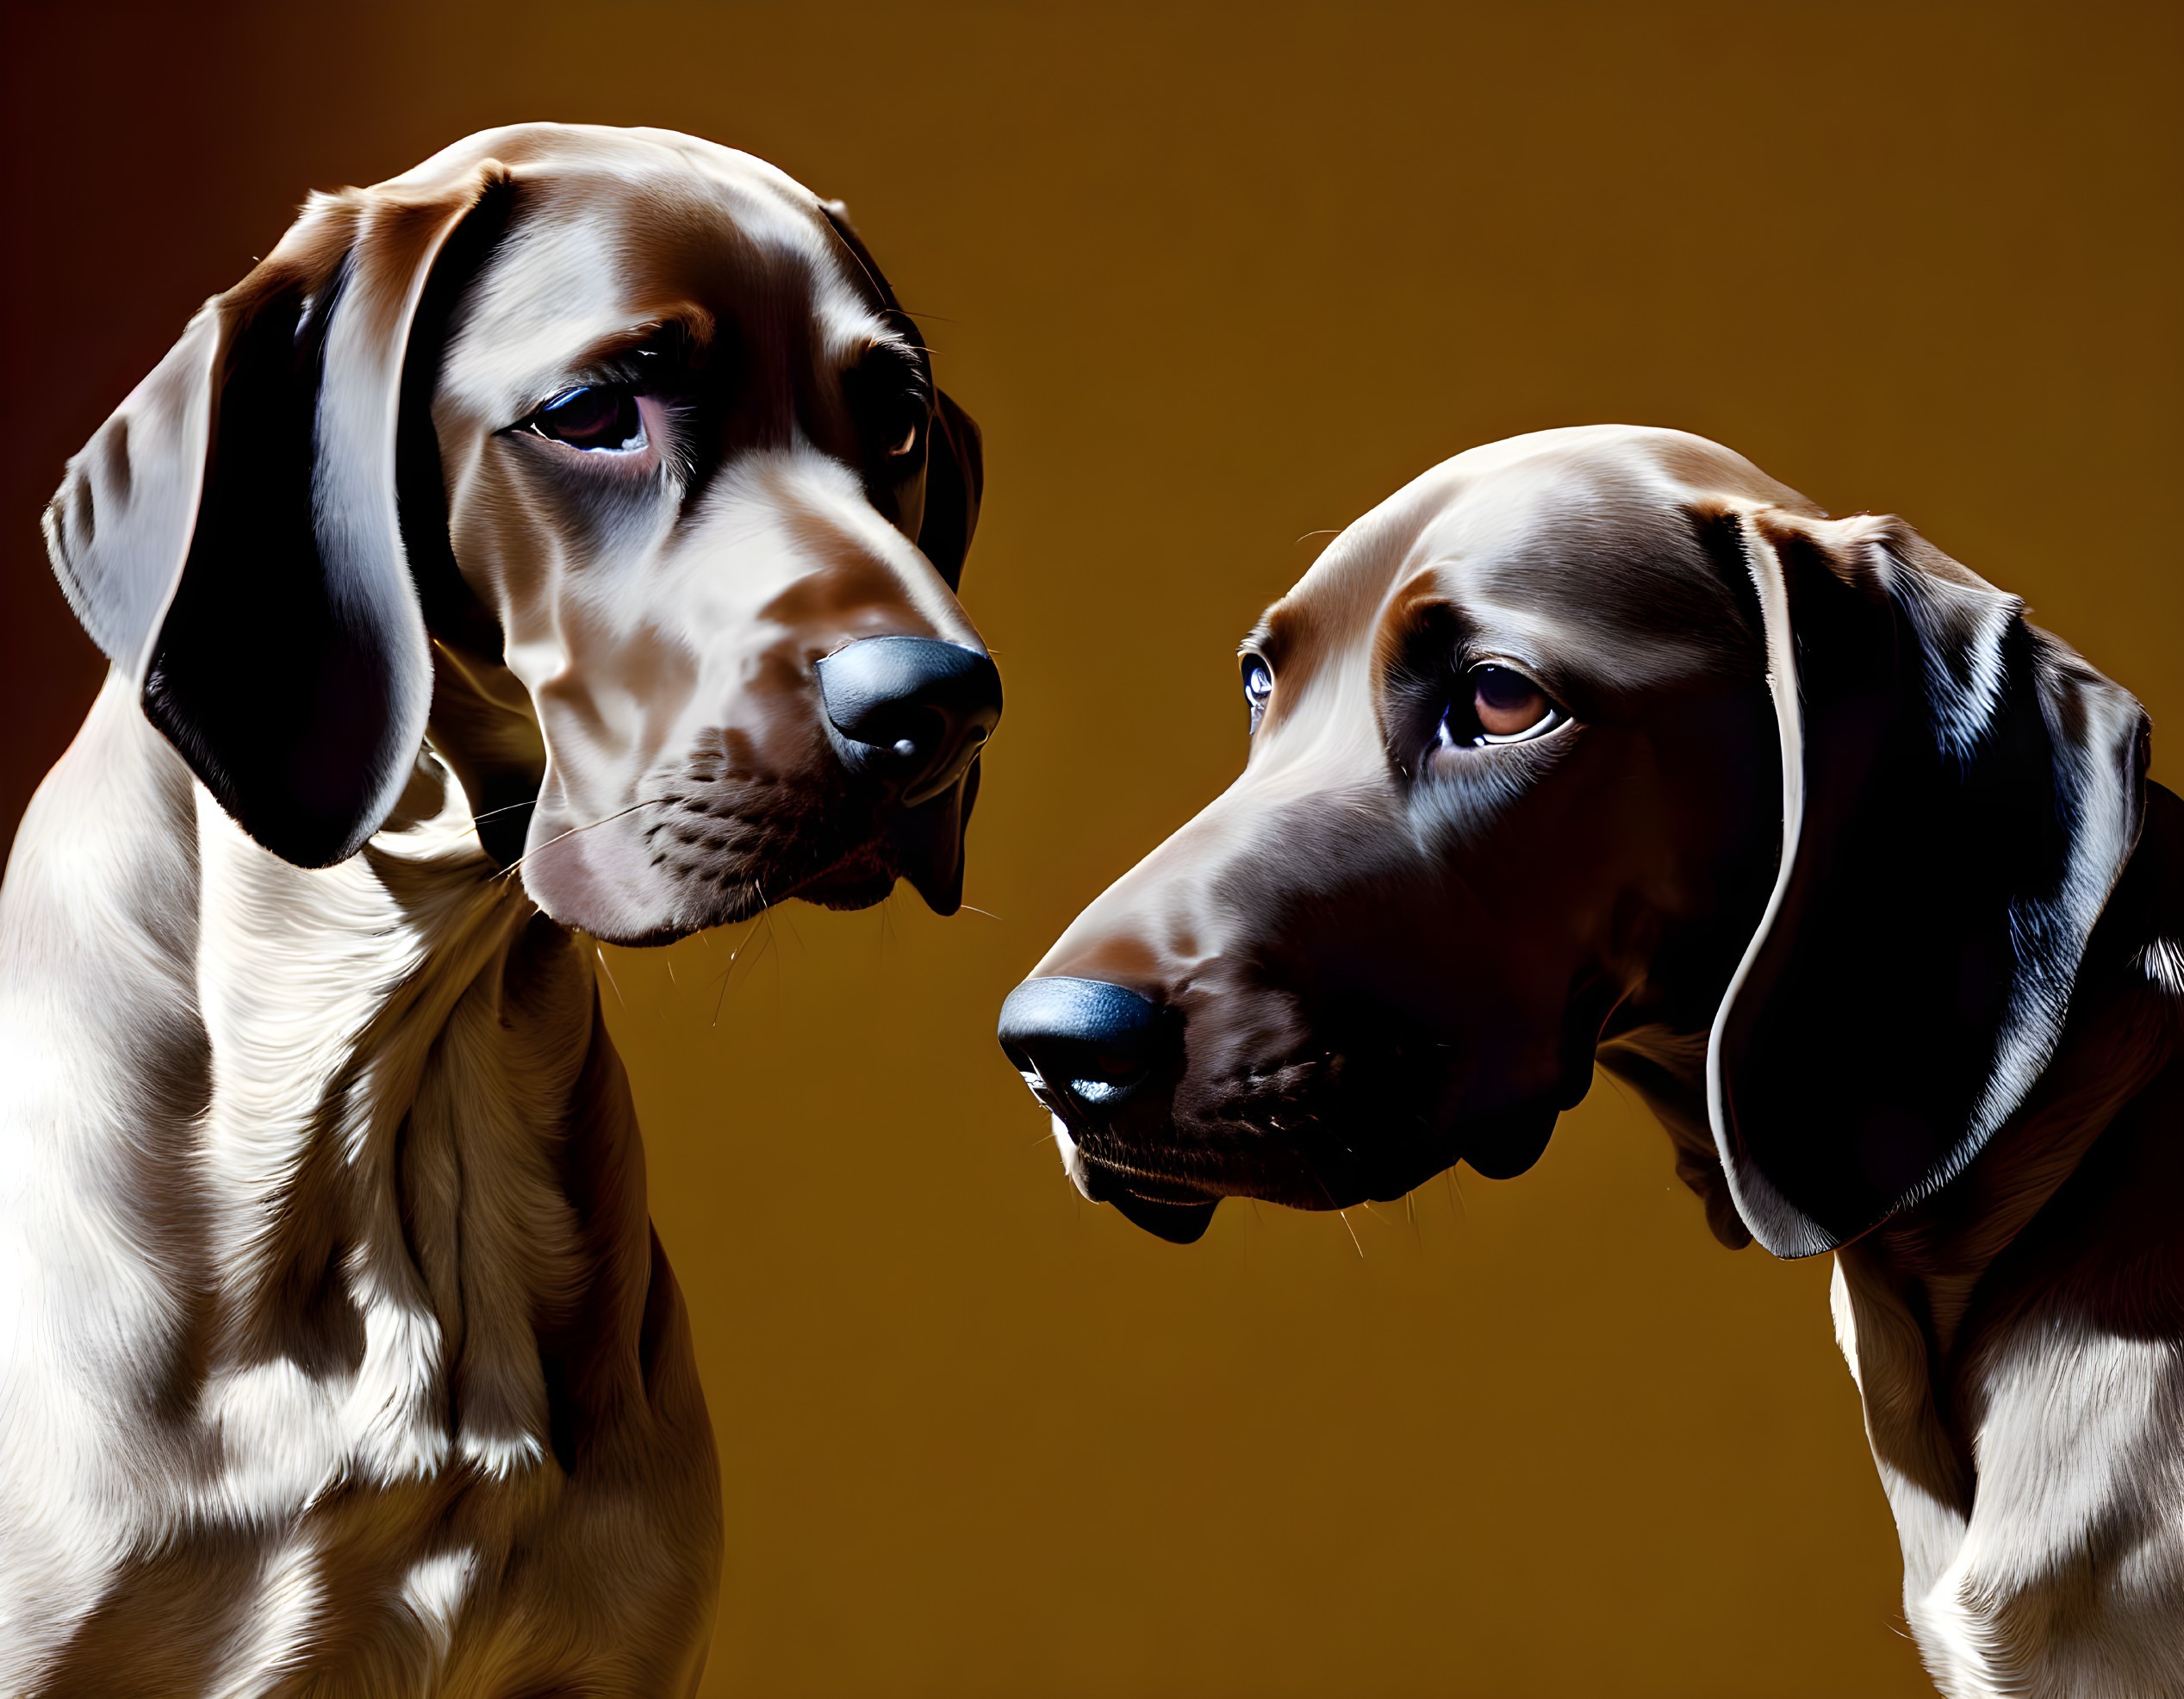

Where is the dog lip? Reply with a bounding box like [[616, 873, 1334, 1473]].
[[1060, 1092, 1557, 1215], [1077, 1153, 1223, 1208], [1073, 1154, 1222, 1244], [780, 838, 900, 907], [1107, 1190, 1218, 1244]]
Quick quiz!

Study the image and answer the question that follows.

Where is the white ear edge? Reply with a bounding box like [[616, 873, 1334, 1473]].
[[1702, 512, 1825, 1258], [1702, 522, 2148, 1257]]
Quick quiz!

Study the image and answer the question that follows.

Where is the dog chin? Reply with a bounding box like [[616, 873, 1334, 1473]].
[[521, 812, 927, 944], [1069, 1149, 1223, 1246], [1447, 1099, 1561, 1181], [517, 814, 774, 946], [1283, 1096, 1561, 1198], [786, 843, 902, 913], [1070, 1095, 1563, 1245], [520, 818, 676, 944]]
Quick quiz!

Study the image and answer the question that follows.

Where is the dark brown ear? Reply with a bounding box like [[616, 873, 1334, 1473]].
[[918, 388, 984, 592], [1704, 512, 2148, 1256], [818, 198, 983, 590], [43, 165, 509, 868]]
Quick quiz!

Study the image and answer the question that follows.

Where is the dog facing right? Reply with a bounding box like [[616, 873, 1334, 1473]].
[[1000, 426, 2182, 1697]]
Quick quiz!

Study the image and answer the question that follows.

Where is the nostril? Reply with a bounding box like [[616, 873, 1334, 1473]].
[[815, 636, 1004, 804], [1074, 1043, 1144, 1100], [879, 706, 944, 763], [997, 976, 1176, 1118]]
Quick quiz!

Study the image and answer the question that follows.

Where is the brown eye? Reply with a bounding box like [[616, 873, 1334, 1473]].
[[847, 340, 931, 470], [1473, 665, 1550, 737], [526, 386, 646, 451], [1433, 664, 1567, 754], [877, 396, 925, 464]]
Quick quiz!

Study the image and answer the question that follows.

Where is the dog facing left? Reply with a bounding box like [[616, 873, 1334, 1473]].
[[0, 124, 997, 1696]]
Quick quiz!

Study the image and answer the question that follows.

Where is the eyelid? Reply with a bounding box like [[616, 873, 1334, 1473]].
[[1466, 654, 1553, 689], [856, 342, 931, 393]]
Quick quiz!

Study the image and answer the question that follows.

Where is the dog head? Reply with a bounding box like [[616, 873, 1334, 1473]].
[[999, 426, 2146, 1252], [45, 122, 997, 943]]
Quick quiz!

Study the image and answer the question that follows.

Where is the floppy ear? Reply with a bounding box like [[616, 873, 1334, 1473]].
[[817, 198, 983, 589], [1705, 513, 2148, 1257], [918, 388, 984, 591], [43, 165, 509, 868]]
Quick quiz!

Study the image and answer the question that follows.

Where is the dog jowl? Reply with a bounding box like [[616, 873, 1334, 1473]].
[[997, 425, 2184, 1697]]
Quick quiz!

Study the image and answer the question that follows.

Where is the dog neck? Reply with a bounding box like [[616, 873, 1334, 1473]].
[[0, 672, 677, 1509]]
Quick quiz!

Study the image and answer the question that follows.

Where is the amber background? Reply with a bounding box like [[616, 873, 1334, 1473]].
[[4, 3, 2179, 1693]]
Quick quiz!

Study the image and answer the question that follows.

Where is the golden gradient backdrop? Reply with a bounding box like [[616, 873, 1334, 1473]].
[[4, 5, 2178, 1694]]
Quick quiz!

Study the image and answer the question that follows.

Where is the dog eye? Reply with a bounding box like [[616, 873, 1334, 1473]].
[[883, 404, 923, 460], [847, 345, 930, 470], [526, 386, 646, 452], [1434, 664, 1565, 752], [1241, 656, 1274, 729]]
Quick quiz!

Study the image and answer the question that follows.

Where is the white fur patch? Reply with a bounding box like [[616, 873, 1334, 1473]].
[[2135, 936, 2184, 998], [400, 1546, 477, 1661], [1048, 1107, 1093, 1199]]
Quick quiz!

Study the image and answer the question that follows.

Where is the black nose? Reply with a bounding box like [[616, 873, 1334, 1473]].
[[816, 636, 1002, 806], [997, 976, 1177, 1120]]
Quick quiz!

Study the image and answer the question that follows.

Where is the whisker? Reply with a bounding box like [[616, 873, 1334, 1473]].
[[710, 952, 734, 1027], [494, 796, 668, 881], [710, 911, 764, 1028], [466, 796, 538, 825], [761, 902, 783, 1003], [594, 945, 625, 1009]]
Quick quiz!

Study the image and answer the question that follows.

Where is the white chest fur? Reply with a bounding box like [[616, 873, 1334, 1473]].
[[0, 678, 718, 1697]]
